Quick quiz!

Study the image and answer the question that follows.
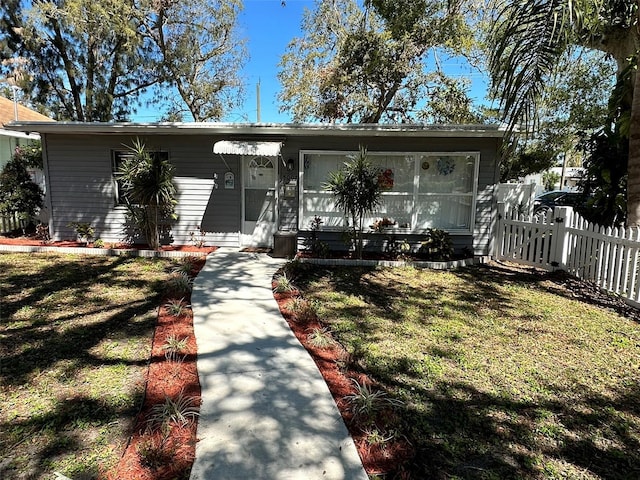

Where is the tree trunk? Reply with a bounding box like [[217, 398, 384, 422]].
[[627, 4, 640, 226]]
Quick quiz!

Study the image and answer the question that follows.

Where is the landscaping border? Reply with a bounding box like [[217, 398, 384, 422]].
[[0, 244, 209, 258], [296, 255, 489, 269]]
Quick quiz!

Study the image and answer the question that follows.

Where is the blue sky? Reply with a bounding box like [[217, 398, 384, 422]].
[[233, 0, 312, 123], [134, 0, 490, 123]]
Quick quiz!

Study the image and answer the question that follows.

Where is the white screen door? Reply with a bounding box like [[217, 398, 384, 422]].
[[242, 156, 276, 247]]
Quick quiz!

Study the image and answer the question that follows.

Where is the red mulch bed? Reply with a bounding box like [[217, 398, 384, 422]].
[[273, 287, 414, 477], [0, 235, 217, 254], [104, 258, 207, 480]]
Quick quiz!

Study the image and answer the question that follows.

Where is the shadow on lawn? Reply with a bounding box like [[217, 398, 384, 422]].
[[0, 254, 168, 478], [1, 255, 161, 320], [458, 263, 640, 324], [0, 395, 137, 479], [293, 262, 640, 479], [403, 380, 640, 480], [2, 299, 157, 385], [1, 256, 165, 385]]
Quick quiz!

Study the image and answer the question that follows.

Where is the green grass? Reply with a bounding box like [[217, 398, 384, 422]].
[[0, 253, 170, 479], [293, 263, 640, 479]]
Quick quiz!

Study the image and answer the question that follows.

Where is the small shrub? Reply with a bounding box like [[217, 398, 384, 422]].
[[364, 427, 395, 447], [305, 216, 331, 257], [68, 221, 95, 244], [147, 393, 200, 430], [189, 226, 208, 248], [290, 298, 317, 323], [417, 228, 453, 261], [335, 349, 356, 371], [167, 272, 193, 294], [286, 296, 306, 312], [282, 258, 314, 277], [307, 327, 335, 349], [137, 435, 174, 470], [172, 256, 197, 276], [35, 222, 50, 244], [93, 238, 105, 248], [165, 298, 187, 317], [385, 236, 411, 260], [344, 379, 404, 424], [316, 241, 330, 258], [273, 273, 295, 293]]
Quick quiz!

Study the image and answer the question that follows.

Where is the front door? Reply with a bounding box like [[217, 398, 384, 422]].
[[242, 155, 276, 247]]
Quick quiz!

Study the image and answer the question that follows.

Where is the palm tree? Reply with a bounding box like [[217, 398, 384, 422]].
[[325, 146, 381, 259], [119, 138, 177, 249], [489, 0, 640, 224]]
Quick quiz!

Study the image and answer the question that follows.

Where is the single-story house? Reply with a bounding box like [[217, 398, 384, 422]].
[[5, 122, 504, 256]]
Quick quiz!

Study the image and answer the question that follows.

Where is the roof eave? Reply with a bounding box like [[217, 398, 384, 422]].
[[4, 121, 507, 138], [0, 128, 40, 139]]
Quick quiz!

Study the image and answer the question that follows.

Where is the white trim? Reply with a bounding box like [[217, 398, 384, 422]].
[[240, 155, 277, 247], [299, 149, 480, 235], [0, 128, 39, 139]]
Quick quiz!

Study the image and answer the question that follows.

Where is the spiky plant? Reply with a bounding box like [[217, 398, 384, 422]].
[[324, 146, 381, 259], [147, 393, 200, 430], [118, 138, 177, 250], [344, 379, 404, 424], [162, 334, 189, 362], [307, 327, 335, 349], [165, 298, 187, 317], [273, 273, 295, 293]]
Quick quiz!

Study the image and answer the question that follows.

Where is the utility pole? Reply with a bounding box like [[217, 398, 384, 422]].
[[11, 85, 20, 121], [256, 79, 261, 123]]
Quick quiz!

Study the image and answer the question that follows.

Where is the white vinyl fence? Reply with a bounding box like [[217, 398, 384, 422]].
[[0, 212, 21, 234], [495, 203, 640, 308], [495, 183, 537, 214]]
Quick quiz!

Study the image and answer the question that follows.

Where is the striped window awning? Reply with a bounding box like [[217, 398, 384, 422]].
[[213, 140, 282, 157]]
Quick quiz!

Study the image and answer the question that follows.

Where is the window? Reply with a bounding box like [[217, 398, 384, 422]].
[[112, 150, 169, 204], [300, 151, 479, 234]]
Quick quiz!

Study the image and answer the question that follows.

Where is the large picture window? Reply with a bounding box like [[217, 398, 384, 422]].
[[300, 151, 479, 234]]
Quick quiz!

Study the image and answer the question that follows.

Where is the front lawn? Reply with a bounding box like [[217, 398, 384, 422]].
[[293, 262, 640, 479], [0, 253, 169, 479]]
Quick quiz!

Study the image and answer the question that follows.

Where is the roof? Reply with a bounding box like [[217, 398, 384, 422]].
[[0, 97, 54, 125], [4, 121, 506, 138]]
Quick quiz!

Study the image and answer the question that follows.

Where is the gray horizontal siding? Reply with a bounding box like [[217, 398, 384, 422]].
[[43, 134, 241, 246]]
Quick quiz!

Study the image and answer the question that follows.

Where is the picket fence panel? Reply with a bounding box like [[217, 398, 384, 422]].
[[0, 212, 21, 234], [496, 203, 640, 307]]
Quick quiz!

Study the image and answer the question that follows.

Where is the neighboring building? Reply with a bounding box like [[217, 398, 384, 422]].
[[0, 96, 54, 170], [5, 122, 504, 256], [0, 97, 54, 232]]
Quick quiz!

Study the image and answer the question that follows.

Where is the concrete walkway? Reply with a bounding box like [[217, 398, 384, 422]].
[[190, 248, 368, 480]]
